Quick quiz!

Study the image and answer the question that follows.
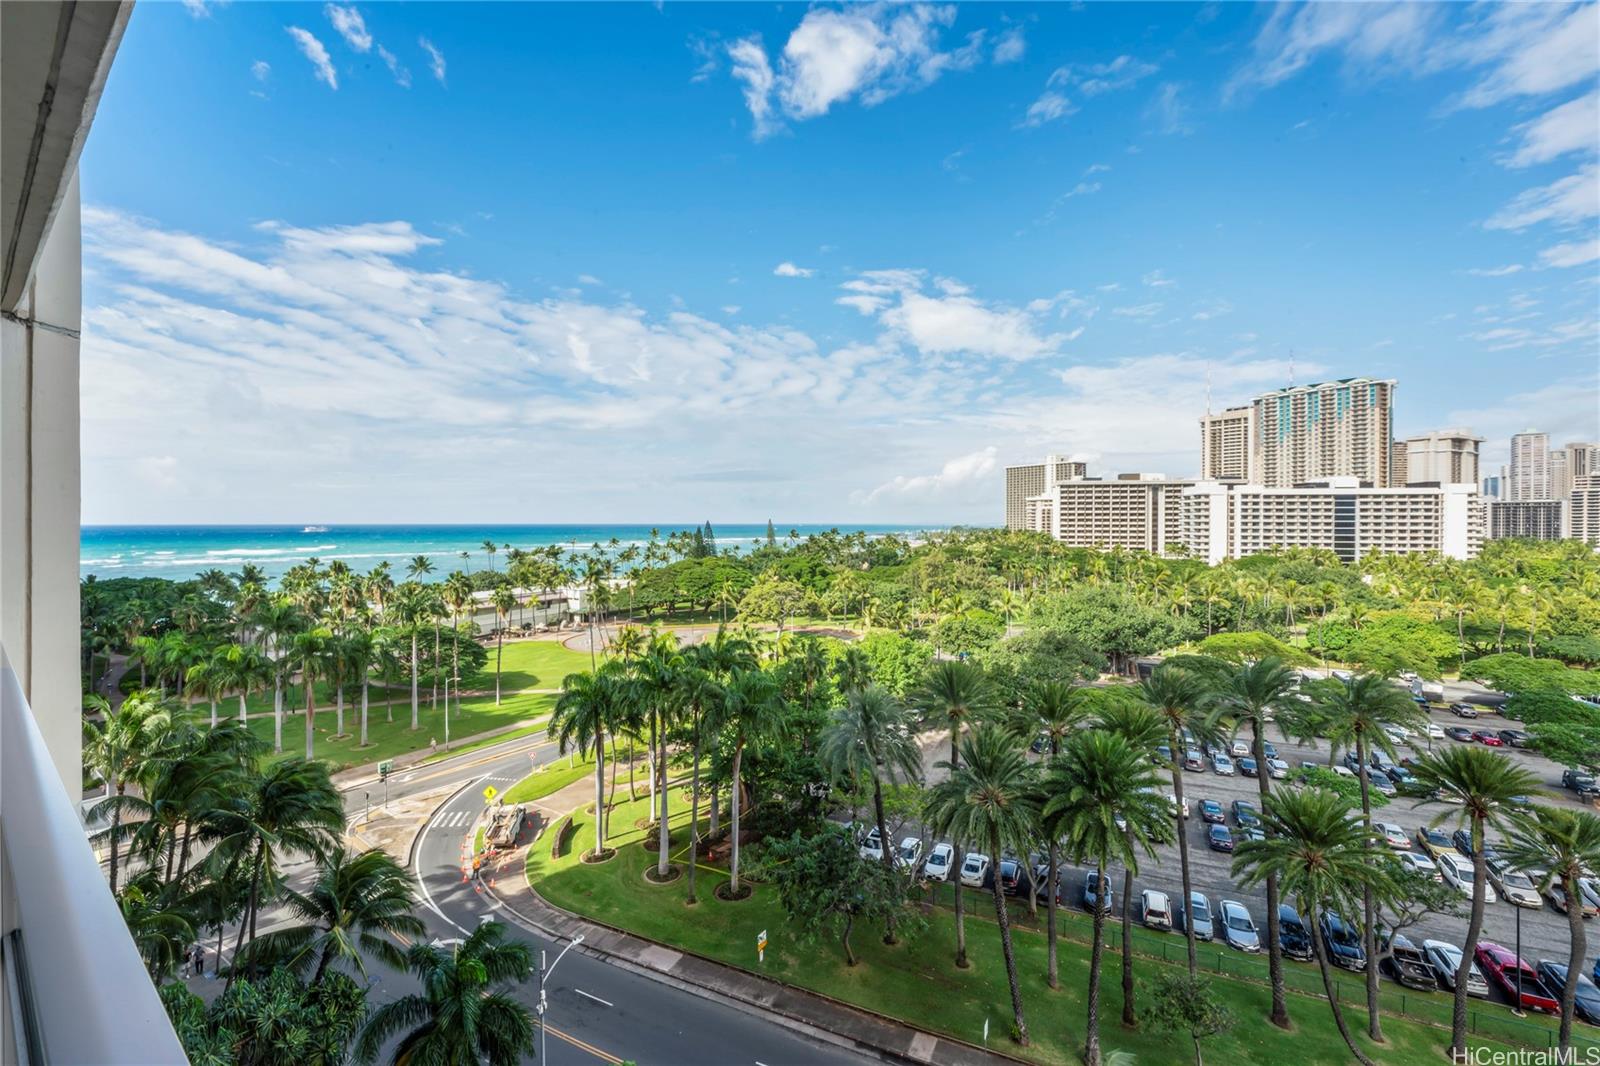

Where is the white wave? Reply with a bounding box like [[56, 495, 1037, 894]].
[[205, 544, 336, 556]]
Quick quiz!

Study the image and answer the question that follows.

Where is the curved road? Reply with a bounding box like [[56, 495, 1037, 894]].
[[362, 735, 877, 1066]]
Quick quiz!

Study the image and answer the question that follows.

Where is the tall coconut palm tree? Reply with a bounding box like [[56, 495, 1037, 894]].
[[923, 725, 1038, 1047], [912, 660, 998, 970], [1205, 656, 1299, 1029], [343, 628, 375, 748], [1316, 672, 1429, 1041], [549, 665, 624, 859], [406, 556, 438, 708], [491, 587, 516, 705], [818, 686, 924, 943], [293, 626, 334, 761], [258, 598, 305, 753], [442, 573, 473, 681], [84, 690, 175, 893], [1232, 786, 1394, 1066], [1010, 679, 1092, 987], [1138, 664, 1213, 975], [215, 642, 274, 728], [244, 847, 426, 987], [117, 871, 196, 980], [674, 656, 725, 905], [634, 635, 685, 880], [1409, 746, 1545, 1060], [1044, 730, 1166, 1063], [1498, 806, 1600, 1054], [833, 646, 872, 695], [391, 583, 427, 731], [355, 921, 534, 1066], [710, 669, 787, 895]]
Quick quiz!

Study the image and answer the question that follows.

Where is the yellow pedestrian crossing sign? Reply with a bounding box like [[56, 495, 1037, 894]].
[[483, 785, 498, 803]]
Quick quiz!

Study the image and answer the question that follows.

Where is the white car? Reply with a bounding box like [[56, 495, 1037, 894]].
[[895, 836, 923, 871], [1422, 940, 1490, 998], [1425, 723, 1446, 741], [922, 842, 955, 882], [1230, 739, 1250, 759], [1376, 822, 1410, 849], [1212, 753, 1235, 776], [1384, 724, 1415, 742], [1141, 889, 1173, 931], [1266, 758, 1290, 780], [959, 852, 991, 889], [1437, 854, 1497, 903], [1168, 791, 1190, 819], [1398, 852, 1443, 881], [858, 827, 884, 861], [1486, 860, 1543, 909]]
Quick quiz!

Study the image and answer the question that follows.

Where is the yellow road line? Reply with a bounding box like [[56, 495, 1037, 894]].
[[545, 1023, 624, 1064]]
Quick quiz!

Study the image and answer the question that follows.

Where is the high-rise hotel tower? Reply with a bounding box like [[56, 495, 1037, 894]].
[[1252, 378, 1397, 488]]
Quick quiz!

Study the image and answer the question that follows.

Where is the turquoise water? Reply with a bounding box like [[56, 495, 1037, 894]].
[[80, 524, 928, 583]]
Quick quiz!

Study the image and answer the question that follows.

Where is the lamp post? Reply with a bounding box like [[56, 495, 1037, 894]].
[[1512, 900, 1524, 1016], [442, 675, 461, 751], [537, 934, 585, 1065]]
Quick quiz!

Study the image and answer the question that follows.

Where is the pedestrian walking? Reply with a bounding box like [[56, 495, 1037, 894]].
[[430, 737, 438, 753]]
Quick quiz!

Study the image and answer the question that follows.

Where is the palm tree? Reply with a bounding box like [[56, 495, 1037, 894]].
[[481, 539, 499, 571], [186, 655, 225, 728], [258, 598, 305, 753], [245, 847, 426, 987], [1205, 656, 1298, 1029], [634, 635, 685, 880], [710, 669, 787, 895], [818, 686, 924, 943], [355, 921, 534, 1066], [674, 656, 725, 905], [923, 725, 1038, 1047], [391, 583, 427, 731], [215, 642, 274, 728], [833, 646, 872, 695], [117, 871, 196, 980], [1233, 787, 1394, 1066], [549, 666, 623, 859], [1316, 672, 1429, 1041], [293, 626, 334, 761], [84, 690, 174, 893], [1498, 806, 1600, 1054], [1139, 664, 1213, 974], [1012, 680, 1092, 986], [1044, 730, 1166, 1063], [1409, 746, 1545, 1060], [491, 587, 516, 705], [912, 660, 998, 969], [442, 573, 473, 682]]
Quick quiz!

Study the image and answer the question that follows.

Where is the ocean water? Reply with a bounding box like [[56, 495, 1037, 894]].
[[80, 524, 929, 583]]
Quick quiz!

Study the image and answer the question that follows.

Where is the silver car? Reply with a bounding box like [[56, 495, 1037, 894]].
[[1219, 899, 1260, 953], [1423, 939, 1490, 998]]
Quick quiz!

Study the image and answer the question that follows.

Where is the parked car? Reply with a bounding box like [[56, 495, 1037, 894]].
[[1176, 891, 1213, 942], [1438, 854, 1497, 902], [1141, 889, 1173, 931], [1385, 765, 1418, 791], [1229, 739, 1250, 759], [1375, 822, 1410, 849], [895, 837, 923, 871], [1445, 726, 1476, 742], [1082, 870, 1114, 914], [1497, 729, 1531, 748], [1183, 748, 1205, 771], [1277, 904, 1314, 962], [1449, 703, 1480, 718], [1218, 900, 1260, 953], [999, 856, 1030, 897], [1211, 753, 1235, 776], [959, 852, 991, 889], [1562, 768, 1600, 799], [1486, 857, 1543, 909], [1398, 851, 1444, 881], [1534, 962, 1600, 1026], [1381, 933, 1439, 991], [1473, 730, 1503, 747], [1451, 828, 1478, 857], [1423, 940, 1489, 998], [1239, 756, 1259, 777], [1360, 768, 1396, 797], [1475, 942, 1559, 1014], [1200, 799, 1225, 824], [1266, 758, 1290, 779], [1207, 824, 1235, 853], [1231, 800, 1261, 829], [1154, 744, 1173, 767], [1424, 722, 1446, 740], [1261, 741, 1278, 760], [1416, 826, 1455, 860], [922, 842, 955, 882], [1320, 913, 1367, 971], [1168, 792, 1190, 820], [1547, 877, 1600, 917], [859, 827, 884, 861]]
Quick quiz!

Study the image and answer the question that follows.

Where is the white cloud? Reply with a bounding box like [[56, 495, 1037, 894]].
[[577, 274, 603, 286], [1503, 90, 1599, 168], [1142, 269, 1176, 288], [1112, 302, 1163, 318], [837, 269, 1071, 360], [378, 45, 411, 88], [1019, 91, 1075, 128], [726, 4, 987, 138], [1226, 3, 1438, 99], [1084, 163, 1111, 176], [1448, 3, 1600, 110], [420, 37, 446, 85], [286, 27, 338, 90], [1465, 264, 1524, 277], [1485, 162, 1599, 231], [1145, 82, 1191, 135], [992, 26, 1026, 65], [251, 60, 271, 82], [774, 261, 815, 278], [181, 0, 211, 17], [324, 4, 371, 52], [1055, 55, 1159, 97], [1540, 237, 1600, 268], [856, 446, 997, 504]]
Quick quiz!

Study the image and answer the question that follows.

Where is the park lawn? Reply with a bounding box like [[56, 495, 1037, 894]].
[[501, 742, 631, 805], [528, 793, 1542, 1066], [187, 687, 556, 773], [469, 637, 597, 693]]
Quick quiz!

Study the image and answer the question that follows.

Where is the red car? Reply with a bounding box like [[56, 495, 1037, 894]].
[[1473, 731, 1503, 747], [1475, 942, 1560, 1014]]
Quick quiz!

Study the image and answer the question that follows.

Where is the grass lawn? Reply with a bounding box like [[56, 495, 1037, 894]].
[[185, 684, 556, 773], [528, 793, 1567, 1065], [473, 637, 598, 692]]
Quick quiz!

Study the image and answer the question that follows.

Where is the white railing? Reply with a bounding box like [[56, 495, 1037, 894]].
[[1, 656, 187, 1064]]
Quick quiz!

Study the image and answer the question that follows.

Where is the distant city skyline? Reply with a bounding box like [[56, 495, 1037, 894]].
[[81, 2, 1598, 524]]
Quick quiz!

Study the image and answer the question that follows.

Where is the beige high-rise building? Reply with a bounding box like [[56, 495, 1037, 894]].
[[1508, 430, 1552, 501], [1252, 378, 1397, 488], [1004, 454, 1087, 529], [1199, 406, 1256, 481], [1569, 475, 1600, 547], [1024, 474, 1194, 553], [1391, 440, 1408, 486], [1402, 428, 1482, 486]]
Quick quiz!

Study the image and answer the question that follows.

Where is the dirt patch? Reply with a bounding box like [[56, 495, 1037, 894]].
[[579, 847, 617, 865], [714, 881, 754, 902], [643, 864, 682, 885]]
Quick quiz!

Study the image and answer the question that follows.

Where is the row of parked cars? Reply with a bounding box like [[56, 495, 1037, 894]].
[[1158, 734, 1290, 780]]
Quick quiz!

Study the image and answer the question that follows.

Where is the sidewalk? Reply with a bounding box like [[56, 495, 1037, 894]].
[[483, 848, 1023, 1066]]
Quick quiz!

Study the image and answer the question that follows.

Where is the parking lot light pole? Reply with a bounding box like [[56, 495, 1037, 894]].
[[1512, 903, 1524, 1017], [537, 934, 585, 1065]]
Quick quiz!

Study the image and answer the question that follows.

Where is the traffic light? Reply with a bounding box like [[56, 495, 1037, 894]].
[[378, 760, 393, 781]]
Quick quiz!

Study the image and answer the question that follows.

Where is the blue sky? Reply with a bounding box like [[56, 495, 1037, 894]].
[[81, 2, 1598, 524]]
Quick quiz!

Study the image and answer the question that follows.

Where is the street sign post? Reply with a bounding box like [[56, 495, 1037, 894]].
[[378, 761, 392, 808], [483, 785, 498, 804], [757, 929, 768, 963]]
